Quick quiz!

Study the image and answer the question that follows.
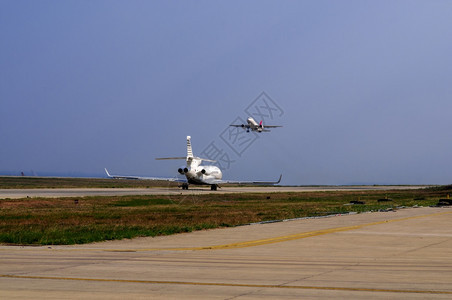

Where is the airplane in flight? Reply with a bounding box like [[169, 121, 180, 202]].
[[230, 117, 282, 132], [105, 136, 281, 190]]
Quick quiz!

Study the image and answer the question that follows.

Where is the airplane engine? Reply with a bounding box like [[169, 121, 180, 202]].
[[178, 167, 189, 174], [201, 169, 207, 174]]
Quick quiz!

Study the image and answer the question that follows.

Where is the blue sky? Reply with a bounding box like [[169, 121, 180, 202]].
[[1, 0, 452, 185]]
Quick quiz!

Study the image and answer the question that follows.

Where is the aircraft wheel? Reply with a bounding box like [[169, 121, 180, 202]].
[[211, 185, 217, 191]]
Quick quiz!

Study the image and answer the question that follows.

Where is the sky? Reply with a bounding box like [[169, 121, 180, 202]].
[[1, 0, 452, 185]]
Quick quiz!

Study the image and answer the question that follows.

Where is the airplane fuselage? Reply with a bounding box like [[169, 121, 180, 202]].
[[184, 165, 222, 185], [178, 159, 222, 186], [247, 117, 258, 127], [246, 117, 264, 132]]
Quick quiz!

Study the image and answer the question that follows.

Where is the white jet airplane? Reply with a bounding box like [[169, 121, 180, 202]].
[[230, 117, 282, 132], [105, 136, 281, 190]]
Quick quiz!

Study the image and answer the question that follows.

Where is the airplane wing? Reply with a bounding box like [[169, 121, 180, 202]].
[[263, 125, 283, 128], [204, 174, 282, 185], [230, 124, 250, 128], [104, 168, 186, 182]]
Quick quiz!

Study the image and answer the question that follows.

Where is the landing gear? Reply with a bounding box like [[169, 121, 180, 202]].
[[181, 183, 189, 190], [210, 185, 217, 191]]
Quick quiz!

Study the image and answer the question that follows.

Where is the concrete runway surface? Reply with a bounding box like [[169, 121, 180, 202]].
[[1, 206, 452, 299], [0, 185, 429, 199]]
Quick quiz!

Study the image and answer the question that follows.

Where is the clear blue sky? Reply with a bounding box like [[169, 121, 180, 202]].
[[1, 0, 452, 185]]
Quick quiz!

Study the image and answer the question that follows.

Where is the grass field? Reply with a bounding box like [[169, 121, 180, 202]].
[[0, 176, 175, 189], [1, 180, 451, 245]]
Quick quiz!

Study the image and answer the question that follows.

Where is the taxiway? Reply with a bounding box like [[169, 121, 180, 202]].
[[0, 185, 429, 199], [1, 206, 452, 299]]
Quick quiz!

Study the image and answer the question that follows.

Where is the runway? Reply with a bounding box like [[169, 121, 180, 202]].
[[1, 206, 452, 299], [0, 185, 429, 199]]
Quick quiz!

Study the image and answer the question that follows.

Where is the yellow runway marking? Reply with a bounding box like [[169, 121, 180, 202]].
[[104, 210, 452, 252], [1, 274, 451, 295]]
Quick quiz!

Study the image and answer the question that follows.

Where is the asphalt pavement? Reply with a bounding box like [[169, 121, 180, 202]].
[[1, 206, 452, 299]]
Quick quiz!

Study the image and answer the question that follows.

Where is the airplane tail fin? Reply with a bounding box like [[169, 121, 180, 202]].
[[155, 136, 193, 161], [258, 120, 264, 132], [187, 136, 193, 158], [156, 136, 216, 167]]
